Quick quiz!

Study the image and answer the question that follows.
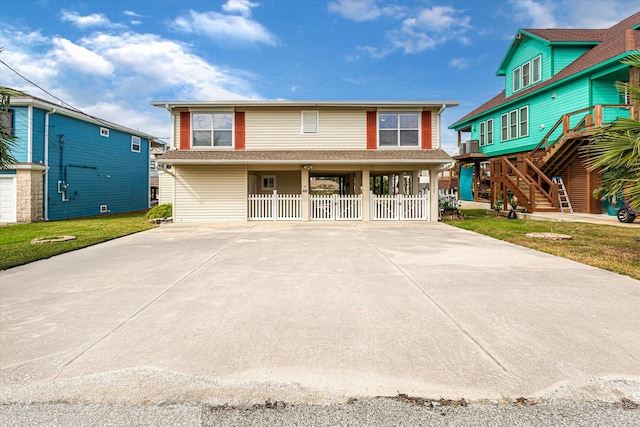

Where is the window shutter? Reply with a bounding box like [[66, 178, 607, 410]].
[[421, 111, 432, 149], [302, 111, 318, 134], [366, 111, 377, 149], [179, 112, 190, 150], [235, 111, 245, 150]]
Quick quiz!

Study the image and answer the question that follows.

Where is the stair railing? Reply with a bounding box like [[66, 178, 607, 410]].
[[502, 157, 535, 212], [522, 157, 558, 208]]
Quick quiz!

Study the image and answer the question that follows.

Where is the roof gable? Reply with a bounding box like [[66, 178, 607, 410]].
[[452, 12, 640, 129]]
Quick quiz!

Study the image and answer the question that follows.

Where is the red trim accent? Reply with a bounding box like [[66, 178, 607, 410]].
[[422, 111, 432, 149], [234, 111, 245, 150], [366, 111, 377, 150], [179, 112, 190, 150]]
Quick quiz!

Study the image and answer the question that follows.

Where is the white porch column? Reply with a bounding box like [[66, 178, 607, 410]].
[[362, 167, 370, 221], [301, 168, 310, 221], [429, 168, 439, 222], [412, 171, 420, 194]]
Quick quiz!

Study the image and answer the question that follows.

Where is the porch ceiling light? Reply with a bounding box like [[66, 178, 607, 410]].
[[303, 164, 313, 170]]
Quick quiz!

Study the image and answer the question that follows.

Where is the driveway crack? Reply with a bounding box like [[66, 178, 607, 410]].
[[353, 226, 509, 373], [52, 224, 258, 381]]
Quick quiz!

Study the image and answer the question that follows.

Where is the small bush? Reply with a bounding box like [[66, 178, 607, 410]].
[[146, 203, 172, 220]]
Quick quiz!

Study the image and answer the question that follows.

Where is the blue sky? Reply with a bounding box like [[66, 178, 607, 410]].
[[0, 0, 635, 153]]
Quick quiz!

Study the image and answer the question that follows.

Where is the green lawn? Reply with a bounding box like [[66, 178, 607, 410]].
[[446, 210, 640, 281], [0, 212, 157, 271]]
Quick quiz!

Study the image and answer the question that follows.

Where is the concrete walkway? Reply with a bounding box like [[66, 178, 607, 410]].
[[1, 222, 639, 405]]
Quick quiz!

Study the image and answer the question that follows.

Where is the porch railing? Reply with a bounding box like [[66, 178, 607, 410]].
[[371, 193, 429, 221], [248, 191, 301, 221], [310, 194, 362, 220]]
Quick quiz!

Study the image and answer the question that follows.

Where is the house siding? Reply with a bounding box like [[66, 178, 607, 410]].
[[46, 114, 149, 220], [158, 170, 174, 205], [250, 171, 301, 194], [12, 106, 30, 162], [552, 46, 591, 75], [174, 165, 246, 222], [243, 108, 366, 150]]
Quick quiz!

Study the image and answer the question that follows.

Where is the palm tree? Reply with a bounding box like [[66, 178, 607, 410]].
[[584, 54, 640, 210]]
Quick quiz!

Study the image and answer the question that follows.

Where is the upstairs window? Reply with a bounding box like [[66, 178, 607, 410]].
[[131, 136, 141, 152], [513, 55, 542, 92], [478, 119, 494, 147], [0, 109, 13, 137], [192, 113, 233, 147], [301, 111, 318, 134], [379, 112, 419, 147], [486, 118, 494, 145], [501, 106, 529, 141]]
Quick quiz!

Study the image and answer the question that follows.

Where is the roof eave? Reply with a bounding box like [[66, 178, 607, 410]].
[[150, 100, 460, 109]]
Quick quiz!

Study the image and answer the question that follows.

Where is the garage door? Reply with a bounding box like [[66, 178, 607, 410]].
[[0, 176, 17, 222]]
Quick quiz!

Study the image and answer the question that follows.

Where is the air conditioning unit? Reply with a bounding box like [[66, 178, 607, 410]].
[[465, 140, 480, 154]]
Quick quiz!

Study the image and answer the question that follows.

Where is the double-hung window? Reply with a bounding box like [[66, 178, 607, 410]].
[[519, 106, 529, 137], [379, 112, 419, 147], [478, 119, 494, 146], [501, 107, 529, 141], [512, 55, 542, 92], [192, 113, 233, 147]]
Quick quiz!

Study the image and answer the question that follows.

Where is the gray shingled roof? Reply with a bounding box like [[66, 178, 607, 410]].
[[157, 149, 452, 163]]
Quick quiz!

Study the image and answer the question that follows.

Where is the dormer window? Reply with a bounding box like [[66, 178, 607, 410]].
[[513, 55, 542, 92]]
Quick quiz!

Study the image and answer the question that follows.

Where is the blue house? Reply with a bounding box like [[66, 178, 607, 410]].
[[0, 93, 154, 222], [450, 13, 639, 214]]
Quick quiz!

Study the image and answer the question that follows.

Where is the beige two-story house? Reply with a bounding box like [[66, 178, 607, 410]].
[[151, 100, 458, 222]]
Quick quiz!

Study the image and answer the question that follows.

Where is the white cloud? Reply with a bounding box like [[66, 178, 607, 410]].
[[60, 10, 117, 29], [174, 10, 276, 45], [51, 38, 113, 75], [223, 0, 259, 18], [328, 0, 382, 22], [0, 26, 259, 139], [449, 58, 469, 70], [123, 10, 143, 17], [508, 0, 630, 29]]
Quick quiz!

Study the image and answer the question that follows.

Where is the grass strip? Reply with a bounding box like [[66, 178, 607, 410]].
[[0, 212, 156, 270], [446, 210, 640, 281]]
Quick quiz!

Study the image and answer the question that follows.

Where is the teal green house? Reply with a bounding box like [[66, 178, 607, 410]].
[[0, 93, 155, 222], [450, 12, 639, 213]]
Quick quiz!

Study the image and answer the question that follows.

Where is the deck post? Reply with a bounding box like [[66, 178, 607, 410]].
[[362, 167, 370, 221], [301, 168, 310, 221]]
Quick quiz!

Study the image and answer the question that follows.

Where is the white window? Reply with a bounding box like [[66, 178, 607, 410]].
[[501, 114, 508, 142], [487, 118, 494, 145], [261, 175, 276, 190], [131, 136, 141, 152], [519, 106, 529, 137], [513, 68, 521, 92], [532, 56, 541, 83], [192, 113, 233, 147], [479, 121, 486, 146], [100, 127, 109, 137], [509, 110, 518, 139], [301, 111, 318, 134], [513, 55, 541, 92], [379, 112, 419, 147]]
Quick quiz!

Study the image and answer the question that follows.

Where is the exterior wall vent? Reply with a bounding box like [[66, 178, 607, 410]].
[[100, 127, 109, 137], [100, 205, 108, 213]]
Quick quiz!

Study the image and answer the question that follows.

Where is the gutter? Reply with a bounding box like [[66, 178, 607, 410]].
[[156, 158, 452, 165]]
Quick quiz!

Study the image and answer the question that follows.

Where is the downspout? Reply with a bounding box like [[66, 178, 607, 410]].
[[27, 105, 33, 163], [44, 108, 56, 220], [437, 104, 446, 150]]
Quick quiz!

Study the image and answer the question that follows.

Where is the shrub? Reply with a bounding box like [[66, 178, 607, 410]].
[[146, 203, 172, 220]]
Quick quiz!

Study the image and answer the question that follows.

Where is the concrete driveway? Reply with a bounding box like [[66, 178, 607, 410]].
[[1, 222, 639, 405]]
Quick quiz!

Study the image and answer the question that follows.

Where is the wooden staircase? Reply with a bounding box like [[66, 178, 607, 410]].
[[490, 104, 632, 212]]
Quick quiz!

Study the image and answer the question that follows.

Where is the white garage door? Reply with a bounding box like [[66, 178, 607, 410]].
[[0, 176, 17, 223]]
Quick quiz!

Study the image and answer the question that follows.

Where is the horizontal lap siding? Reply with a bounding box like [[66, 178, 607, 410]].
[[175, 165, 246, 222], [244, 109, 366, 150], [158, 171, 174, 205]]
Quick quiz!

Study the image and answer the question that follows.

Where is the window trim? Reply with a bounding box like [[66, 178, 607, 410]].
[[519, 106, 529, 138], [512, 55, 542, 93], [191, 112, 234, 149], [501, 114, 508, 142], [261, 175, 276, 191], [509, 110, 518, 140], [131, 135, 141, 153], [479, 121, 486, 146], [377, 111, 421, 148], [486, 118, 494, 145]]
